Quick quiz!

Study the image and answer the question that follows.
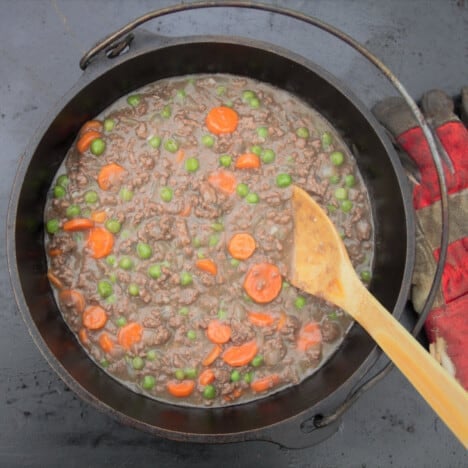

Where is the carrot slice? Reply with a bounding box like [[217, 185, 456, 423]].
[[235, 153, 260, 169], [297, 321, 322, 351], [80, 120, 103, 135], [199, 369, 215, 386], [59, 289, 86, 314], [179, 204, 192, 217], [196, 259, 218, 275], [47, 271, 64, 290], [118, 322, 143, 350], [87, 226, 114, 259], [99, 332, 114, 353], [63, 218, 95, 232], [167, 380, 195, 398], [243, 262, 282, 304], [248, 311, 275, 327], [176, 149, 185, 163], [206, 320, 231, 344], [82, 305, 107, 330], [202, 344, 222, 366], [78, 328, 90, 346], [97, 163, 125, 191], [206, 106, 239, 135], [207, 170, 237, 195], [251, 374, 281, 393], [228, 232, 256, 260], [90, 211, 107, 223], [223, 341, 258, 367], [48, 248, 63, 257], [277, 312, 287, 331], [77, 130, 101, 154]]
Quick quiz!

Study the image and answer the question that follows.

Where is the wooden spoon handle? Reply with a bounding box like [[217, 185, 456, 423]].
[[353, 286, 468, 448]]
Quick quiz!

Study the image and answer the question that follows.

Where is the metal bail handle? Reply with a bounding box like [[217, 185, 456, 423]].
[[79, 0, 450, 433]]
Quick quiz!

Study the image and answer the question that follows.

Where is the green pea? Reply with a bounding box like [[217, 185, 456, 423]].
[[127, 94, 141, 107], [208, 233, 220, 247], [201, 134, 215, 148], [249, 97, 261, 108], [106, 255, 117, 267], [164, 138, 179, 153], [230, 258, 240, 267], [328, 311, 339, 320], [294, 296, 307, 309], [211, 222, 224, 232], [327, 204, 337, 214], [217, 309, 228, 320], [192, 237, 201, 248], [116, 317, 127, 327], [251, 355, 264, 367], [128, 283, 139, 296], [176, 89, 186, 99], [90, 138, 106, 156], [66, 204, 81, 218], [53, 185, 66, 198], [187, 330, 197, 340], [345, 174, 356, 187], [103, 118, 115, 132], [178, 306, 189, 316], [160, 187, 173, 202], [175, 369, 185, 380], [219, 154, 232, 167], [242, 90, 256, 102], [119, 187, 134, 202], [84, 190, 98, 204], [321, 131, 332, 148], [100, 358, 109, 368], [185, 368, 197, 379], [56, 174, 69, 188], [105, 219, 121, 234], [236, 183, 249, 197], [46, 219, 60, 234], [296, 127, 310, 139], [216, 85, 226, 96], [330, 151, 345, 166], [108, 272, 117, 283], [282, 281, 290, 289], [137, 242, 152, 259], [107, 294, 117, 305], [97, 280, 113, 298], [132, 356, 144, 370], [361, 270, 372, 282], [161, 105, 172, 119], [203, 384, 216, 399], [245, 192, 259, 204], [276, 173, 292, 188], [148, 264, 162, 279], [341, 200, 353, 213], [119, 257, 134, 270], [230, 370, 241, 382], [148, 136, 161, 149], [196, 250, 204, 259], [146, 350, 158, 361], [180, 271, 193, 286], [142, 375, 156, 390], [329, 175, 340, 184], [257, 126, 268, 138], [185, 157, 200, 173], [334, 188, 348, 200], [243, 372, 253, 384], [260, 148, 275, 164], [250, 145, 262, 155]]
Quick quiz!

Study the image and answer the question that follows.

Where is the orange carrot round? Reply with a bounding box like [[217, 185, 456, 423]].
[[82, 305, 107, 330], [202, 344, 222, 366], [235, 153, 260, 169], [97, 163, 125, 191], [87, 227, 114, 259], [118, 322, 143, 350], [59, 289, 86, 314], [99, 332, 114, 353], [199, 369, 216, 386], [77, 130, 101, 154], [206, 320, 232, 344], [207, 170, 237, 195], [206, 106, 239, 135], [297, 321, 323, 351], [247, 311, 275, 327], [166, 380, 195, 398], [196, 258, 218, 275], [223, 341, 258, 367], [228, 232, 256, 260], [63, 218, 95, 232], [251, 374, 280, 393], [243, 263, 282, 304], [80, 120, 103, 135]]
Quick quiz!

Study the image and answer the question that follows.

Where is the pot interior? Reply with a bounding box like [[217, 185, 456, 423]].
[[12, 40, 411, 439]]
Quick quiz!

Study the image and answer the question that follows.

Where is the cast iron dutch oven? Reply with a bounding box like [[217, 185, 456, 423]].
[[7, 4, 414, 447]]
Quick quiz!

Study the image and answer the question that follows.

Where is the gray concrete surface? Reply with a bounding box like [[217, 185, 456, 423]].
[[1, 1, 467, 467]]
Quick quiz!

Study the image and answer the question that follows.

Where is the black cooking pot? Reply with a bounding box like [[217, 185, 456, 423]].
[[7, 6, 415, 448]]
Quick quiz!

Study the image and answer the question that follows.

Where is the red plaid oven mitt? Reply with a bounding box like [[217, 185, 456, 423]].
[[373, 88, 468, 390]]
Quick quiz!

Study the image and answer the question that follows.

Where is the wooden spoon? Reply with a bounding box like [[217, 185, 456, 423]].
[[290, 186, 468, 447]]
